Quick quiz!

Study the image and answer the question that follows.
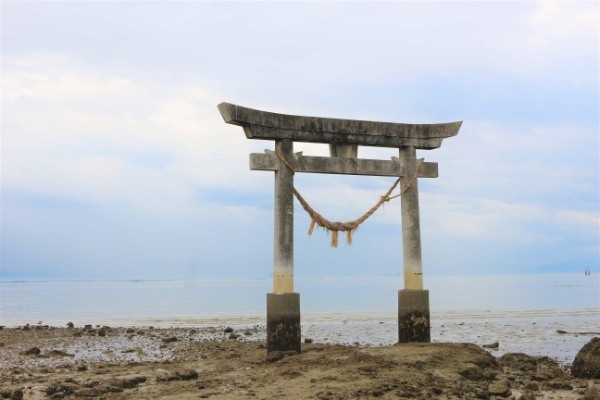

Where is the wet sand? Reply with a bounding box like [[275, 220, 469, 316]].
[[26, 308, 596, 363], [1, 323, 598, 399]]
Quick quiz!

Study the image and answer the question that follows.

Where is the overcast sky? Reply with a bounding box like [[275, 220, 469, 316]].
[[1, 1, 598, 281]]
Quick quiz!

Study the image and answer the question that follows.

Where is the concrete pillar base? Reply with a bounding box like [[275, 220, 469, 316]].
[[398, 289, 430, 343], [267, 293, 301, 353]]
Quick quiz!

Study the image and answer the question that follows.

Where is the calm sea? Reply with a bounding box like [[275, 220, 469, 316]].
[[0, 274, 598, 327]]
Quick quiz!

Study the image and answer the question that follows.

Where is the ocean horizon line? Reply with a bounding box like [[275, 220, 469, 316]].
[[1, 271, 598, 284]]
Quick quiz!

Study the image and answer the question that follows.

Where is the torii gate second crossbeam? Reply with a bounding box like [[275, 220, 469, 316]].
[[218, 102, 461, 353]]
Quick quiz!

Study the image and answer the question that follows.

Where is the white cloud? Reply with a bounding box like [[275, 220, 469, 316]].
[[529, 1, 599, 49], [2, 53, 270, 213], [251, 1, 600, 86]]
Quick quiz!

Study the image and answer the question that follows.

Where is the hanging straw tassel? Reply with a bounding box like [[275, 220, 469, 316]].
[[331, 231, 339, 248], [308, 218, 316, 236], [346, 230, 353, 245]]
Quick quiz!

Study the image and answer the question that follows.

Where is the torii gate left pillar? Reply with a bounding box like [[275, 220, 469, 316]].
[[268, 138, 301, 353], [218, 102, 461, 353]]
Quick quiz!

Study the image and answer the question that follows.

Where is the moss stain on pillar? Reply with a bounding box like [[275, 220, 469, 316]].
[[398, 289, 431, 343], [267, 293, 301, 353]]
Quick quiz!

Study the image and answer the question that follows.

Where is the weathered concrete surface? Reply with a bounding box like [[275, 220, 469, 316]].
[[267, 293, 301, 353], [218, 102, 462, 149], [273, 140, 294, 294], [329, 143, 358, 158], [400, 146, 423, 290], [250, 151, 438, 178], [398, 289, 430, 343]]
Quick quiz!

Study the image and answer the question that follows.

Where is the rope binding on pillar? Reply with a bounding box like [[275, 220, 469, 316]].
[[274, 149, 422, 248]]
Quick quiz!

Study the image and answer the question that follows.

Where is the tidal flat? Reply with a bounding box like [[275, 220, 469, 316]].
[[1, 324, 599, 399]]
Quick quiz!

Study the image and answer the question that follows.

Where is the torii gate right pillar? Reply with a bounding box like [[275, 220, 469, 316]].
[[398, 145, 430, 342]]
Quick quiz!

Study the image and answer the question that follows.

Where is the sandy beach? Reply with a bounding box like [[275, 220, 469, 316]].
[[1, 323, 598, 400]]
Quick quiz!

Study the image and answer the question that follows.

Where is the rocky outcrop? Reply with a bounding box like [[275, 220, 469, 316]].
[[572, 338, 600, 378]]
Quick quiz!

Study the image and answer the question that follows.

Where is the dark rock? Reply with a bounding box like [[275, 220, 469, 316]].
[[66, 322, 74, 328], [482, 341, 499, 349], [73, 387, 106, 397], [1, 388, 11, 399], [77, 364, 88, 372], [487, 383, 511, 398], [9, 389, 23, 400], [22, 325, 30, 331], [304, 338, 313, 344], [84, 325, 92, 331], [563, 382, 574, 390], [535, 357, 563, 380], [524, 382, 539, 391], [48, 383, 79, 396], [126, 328, 135, 333], [49, 349, 73, 357], [549, 380, 572, 390], [228, 333, 239, 340], [156, 369, 198, 382], [265, 350, 297, 363], [97, 329, 107, 337], [473, 387, 489, 400], [519, 389, 537, 400], [572, 338, 600, 378], [458, 363, 485, 380], [499, 353, 537, 372], [224, 327, 234, 333], [24, 347, 41, 356], [266, 351, 285, 363], [105, 375, 146, 389], [583, 386, 600, 400], [161, 336, 177, 343]]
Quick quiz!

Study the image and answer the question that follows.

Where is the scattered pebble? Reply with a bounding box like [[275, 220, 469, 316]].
[[483, 341, 500, 349], [24, 347, 41, 356]]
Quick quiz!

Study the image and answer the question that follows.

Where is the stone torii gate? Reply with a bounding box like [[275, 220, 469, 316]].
[[218, 102, 461, 353]]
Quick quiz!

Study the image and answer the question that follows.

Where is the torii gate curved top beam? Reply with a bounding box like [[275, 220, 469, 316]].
[[218, 102, 461, 149]]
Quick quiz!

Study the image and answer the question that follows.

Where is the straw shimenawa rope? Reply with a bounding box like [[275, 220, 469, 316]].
[[275, 149, 421, 248]]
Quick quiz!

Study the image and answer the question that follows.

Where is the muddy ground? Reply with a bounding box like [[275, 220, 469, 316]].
[[0, 325, 598, 399]]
